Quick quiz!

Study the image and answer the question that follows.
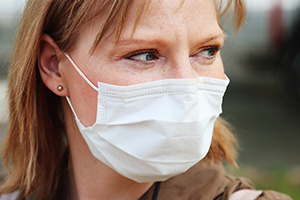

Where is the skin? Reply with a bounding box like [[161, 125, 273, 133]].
[[38, 0, 226, 199]]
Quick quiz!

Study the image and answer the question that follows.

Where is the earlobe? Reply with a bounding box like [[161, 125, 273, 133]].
[[38, 34, 69, 96]]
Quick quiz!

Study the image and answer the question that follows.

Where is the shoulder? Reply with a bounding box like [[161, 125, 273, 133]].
[[256, 190, 293, 200], [230, 189, 293, 200], [213, 166, 293, 200], [0, 191, 20, 200], [141, 161, 293, 200]]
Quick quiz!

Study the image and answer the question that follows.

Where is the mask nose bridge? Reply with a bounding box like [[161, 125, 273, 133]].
[[64, 53, 99, 91]]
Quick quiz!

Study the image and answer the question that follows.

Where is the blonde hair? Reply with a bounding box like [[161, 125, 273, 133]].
[[0, 0, 245, 198]]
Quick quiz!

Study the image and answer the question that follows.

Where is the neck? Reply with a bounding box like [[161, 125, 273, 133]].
[[67, 158, 153, 200]]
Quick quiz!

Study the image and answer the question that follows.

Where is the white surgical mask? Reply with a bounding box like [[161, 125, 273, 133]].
[[64, 53, 229, 183]]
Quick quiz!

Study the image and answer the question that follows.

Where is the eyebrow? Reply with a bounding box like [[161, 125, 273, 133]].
[[116, 38, 166, 46], [115, 31, 227, 47], [199, 32, 227, 44]]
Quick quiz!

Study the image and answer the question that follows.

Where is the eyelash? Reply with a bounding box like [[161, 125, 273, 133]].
[[196, 45, 220, 59], [125, 49, 159, 62], [124, 45, 221, 64]]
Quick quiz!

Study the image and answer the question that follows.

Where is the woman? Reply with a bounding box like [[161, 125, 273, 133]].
[[0, 0, 292, 199]]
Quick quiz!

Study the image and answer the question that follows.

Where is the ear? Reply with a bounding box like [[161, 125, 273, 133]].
[[38, 34, 69, 96]]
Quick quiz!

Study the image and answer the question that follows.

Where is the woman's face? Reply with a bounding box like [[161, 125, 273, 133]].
[[60, 0, 225, 126]]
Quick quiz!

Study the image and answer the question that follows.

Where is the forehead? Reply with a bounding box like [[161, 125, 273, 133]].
[[80, 0, 221, 52], [139, 0, 217, 22], [118, 0, 220, 40]]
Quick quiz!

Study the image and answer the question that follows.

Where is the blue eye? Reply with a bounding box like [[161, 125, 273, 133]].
[[198, 46, 219, 58], [125, 50, 159, 62]]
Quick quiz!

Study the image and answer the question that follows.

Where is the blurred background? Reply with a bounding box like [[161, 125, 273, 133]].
[[0, 0, 300, 199]]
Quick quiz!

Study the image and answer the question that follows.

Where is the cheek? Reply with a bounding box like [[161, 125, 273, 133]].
[[213, 55, 225, 78], [63, 66, 98, 127], [74, 86, 98, 126], [88, 59, 160, 86], [192, 55, 224, 79]]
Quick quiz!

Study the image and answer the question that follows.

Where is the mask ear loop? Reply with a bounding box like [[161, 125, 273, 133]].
[[66, 96, 80, 121], [64, 53, 99, 91], [64, 53, 98, 123]]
